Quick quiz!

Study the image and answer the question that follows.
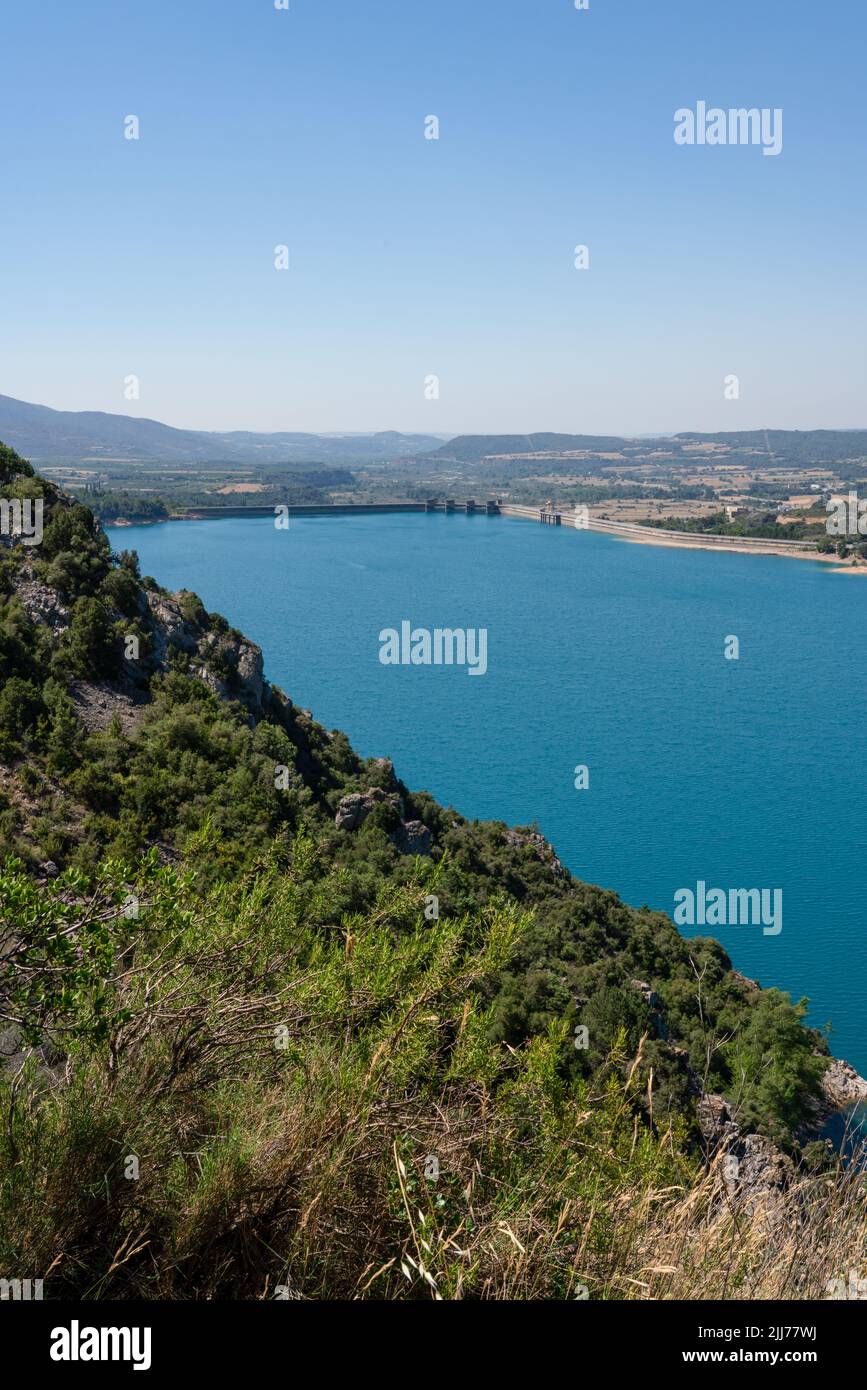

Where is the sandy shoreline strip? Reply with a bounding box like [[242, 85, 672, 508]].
[[607, 526, 853, 566], [500, 504, 866, 572]]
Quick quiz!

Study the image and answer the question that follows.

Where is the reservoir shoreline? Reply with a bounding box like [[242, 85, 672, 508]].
[[108, 510, 867, 1105], [110, 502, 863, 570]]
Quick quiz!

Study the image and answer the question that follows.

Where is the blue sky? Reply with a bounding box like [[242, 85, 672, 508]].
[[1, 0, 865, 434]]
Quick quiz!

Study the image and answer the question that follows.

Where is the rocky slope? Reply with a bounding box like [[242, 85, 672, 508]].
[[0, 438, 863, 1185]]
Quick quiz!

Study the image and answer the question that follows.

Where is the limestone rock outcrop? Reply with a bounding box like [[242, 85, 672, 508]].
[[334, 786, 432, 856]]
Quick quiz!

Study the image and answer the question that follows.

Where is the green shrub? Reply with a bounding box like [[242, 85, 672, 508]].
[[0, 675, 43, 744], [56, 597, 117, 678]]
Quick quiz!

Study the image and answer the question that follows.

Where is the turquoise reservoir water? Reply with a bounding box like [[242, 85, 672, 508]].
[[107, 513, 867, 1075]]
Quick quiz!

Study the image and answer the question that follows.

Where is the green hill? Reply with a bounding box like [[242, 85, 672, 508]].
[[423, 429, 867, 467], [0, 440, 861, 1301]]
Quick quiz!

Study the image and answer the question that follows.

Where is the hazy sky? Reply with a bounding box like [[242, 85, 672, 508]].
[[1, 0, 865, 435]]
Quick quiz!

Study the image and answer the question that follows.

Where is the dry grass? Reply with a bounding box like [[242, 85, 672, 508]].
[[1, 853, 865, 1301]]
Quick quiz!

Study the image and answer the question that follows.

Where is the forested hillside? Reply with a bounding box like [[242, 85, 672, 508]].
[[0, 440, 862, 1301]]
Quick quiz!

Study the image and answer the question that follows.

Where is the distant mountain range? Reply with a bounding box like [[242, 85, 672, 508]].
[[2, 394, 866, 471], [421, 430, 867, 467], [0, 395, 445, 466]]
